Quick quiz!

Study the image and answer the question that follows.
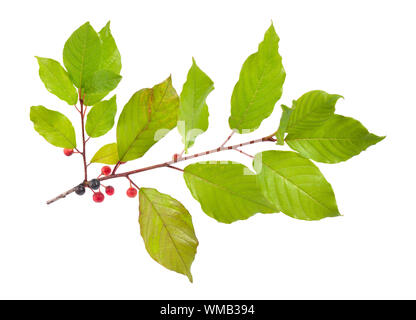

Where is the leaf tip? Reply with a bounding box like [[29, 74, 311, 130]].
[[81, 21, 92, 29], [330, 93, 344, 105], [34, 56, 46, 65], [265, 20, 278, 40], [373, 134, 386, 144]]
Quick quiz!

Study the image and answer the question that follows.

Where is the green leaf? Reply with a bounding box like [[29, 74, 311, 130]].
[[275, 104, 292, 145], [83, 70, 122, 94], [63, 22, 101, 89], [85, 96, 117, 138], [286, 115, 385, 163], [83, 91, 111, 107], [90, 143, 119, 164], [139, 188, 198, 282], [82, 22, 122, 107], [35, 57, 78, 105], [117, 76, 179, 162], [178, 58, 214, 152], [253, 151, 340, 221], [229, 23, 286, 133], [83, 70, 121, 97], [286, 90, 343, 134], [98, 21, 121, 74], [30, 106, 76, 149], [183, 162, 279, 223]]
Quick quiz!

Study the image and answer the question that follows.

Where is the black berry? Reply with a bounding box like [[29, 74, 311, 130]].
[[89, 179, 100, 190], [75, 184, 85, 195]]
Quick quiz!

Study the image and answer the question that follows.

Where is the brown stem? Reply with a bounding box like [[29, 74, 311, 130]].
[[234, 148, 254, 158], [220, 131, 235, 147], [79, 96, 88, 182], [46, 133, 276, 205], [166, 165, 184, 172], [127, 176, 140, 190], [111, 161, 121, 175], [46, 186, 77, 205], [101, 135, 273, 181]]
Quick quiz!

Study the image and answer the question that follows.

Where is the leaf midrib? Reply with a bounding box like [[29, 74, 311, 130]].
[[119, 83, 170, 161], [235, 53, 267, 129], [42, 60, 75, 102], [186, 71, 202, 147], [261, 160, 335, 213], [78, 27, 89, 89], [88, 104, 114, 137], [286, 137, 366, 142], [37, 111, 75, 147], [287, 95, 333, 132], [140, 190, 191, 279], [183, 84, 212, 149]]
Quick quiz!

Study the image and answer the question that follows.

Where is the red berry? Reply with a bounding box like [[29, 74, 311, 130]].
[[126, 187, 137, 198], [63, 148, 74, 156], [101, 166, 111, 176], [105, 186, 115, 196], [93, 192, 105, 203]]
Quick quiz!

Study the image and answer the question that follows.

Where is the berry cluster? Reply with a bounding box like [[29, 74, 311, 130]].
[[67, 156, 139, 203]]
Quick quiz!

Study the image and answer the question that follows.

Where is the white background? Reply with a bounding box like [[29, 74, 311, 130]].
[[0, 0, 415, 299]]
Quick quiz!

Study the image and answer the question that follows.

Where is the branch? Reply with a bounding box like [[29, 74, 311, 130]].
[[234, 148, 254, 158], [111, 161, 122, 175], [220, 131, 234, 147], [100, 134, 275, 181], [46, 186, 77, 205], [46, 133, 276, 205], [79, 96, 88, 182], [166, 165, 184, 172], [126, 176, 140, 190]]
